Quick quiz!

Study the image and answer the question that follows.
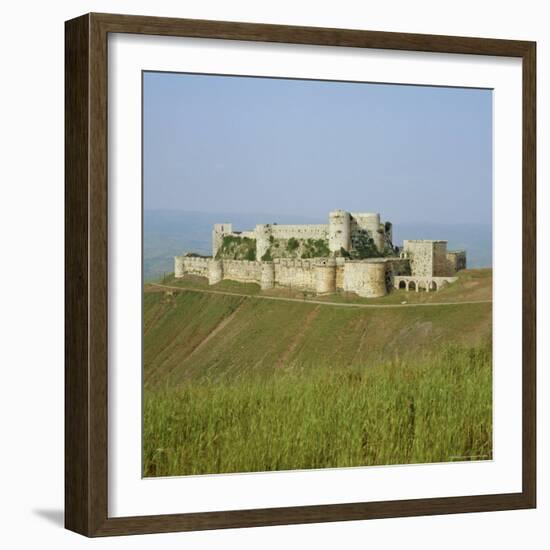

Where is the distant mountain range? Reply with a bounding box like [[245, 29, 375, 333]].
[[143, 210, 492, 281]]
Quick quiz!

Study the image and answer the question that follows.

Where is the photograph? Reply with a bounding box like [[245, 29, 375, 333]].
[[141, 71, 493, 478]]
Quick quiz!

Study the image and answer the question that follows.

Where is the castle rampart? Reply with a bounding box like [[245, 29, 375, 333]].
[[271, 224, 329, 240], [274, 258, 317, 290], [221, 259, 261, 284], [177, 256, 211, 278]]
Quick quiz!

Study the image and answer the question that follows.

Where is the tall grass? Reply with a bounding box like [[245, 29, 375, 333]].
[[143, 342, 492, 477]]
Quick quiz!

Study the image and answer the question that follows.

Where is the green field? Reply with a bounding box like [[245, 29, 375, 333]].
[[143, 270, 493, 476]]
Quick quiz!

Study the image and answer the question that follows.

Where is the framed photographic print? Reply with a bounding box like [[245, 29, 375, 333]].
[[65, 13, 536, 536]]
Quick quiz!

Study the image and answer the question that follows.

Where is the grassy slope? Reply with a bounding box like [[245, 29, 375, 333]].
[[143, 271, 492, 476], [144, 346, 492, 476], [144, 286, 491, 388]]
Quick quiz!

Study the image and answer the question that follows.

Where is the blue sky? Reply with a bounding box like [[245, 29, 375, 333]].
[[143, 72, 492, 225]]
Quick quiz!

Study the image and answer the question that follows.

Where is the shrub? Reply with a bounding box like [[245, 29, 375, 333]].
[[300, 238, 330, 258], [287, 237, 300, 251], [340, 247, 351, 258], [352, 233, 380, 259], [217, 235, 257, 260]]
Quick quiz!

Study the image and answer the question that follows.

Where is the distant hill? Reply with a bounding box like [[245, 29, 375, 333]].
[[143, 210, 492, 281]]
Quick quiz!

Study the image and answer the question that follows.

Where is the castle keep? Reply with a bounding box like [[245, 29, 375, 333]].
[[175, 210, 466, 298]]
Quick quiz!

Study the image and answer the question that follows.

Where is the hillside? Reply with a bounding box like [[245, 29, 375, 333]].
[[143, 272, 492, 476], [143, 274, 492, 389]]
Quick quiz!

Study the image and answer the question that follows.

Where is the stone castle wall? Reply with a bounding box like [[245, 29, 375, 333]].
[[385, 258, 412, 276], [175, 255, 409, 298], [175, 210, 467, 298], [335, 257, 346, 289], [256, 224, 329, 259], [174, 249, 465, 299], [403, 240, 450, 277], [447, 250, 467, 273], [270, 224, 329, 240], [273, 258, 317, 290], [176, 256, 211, 278], [403, 240, 434, 277], [222, 260, 261, 284], [237, 230, 256, 239], [343, 260, 387, 298], [212, 210, 393, 260], [432, 241, 449, 276]]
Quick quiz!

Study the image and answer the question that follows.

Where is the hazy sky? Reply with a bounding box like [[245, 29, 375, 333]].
[[143, 71, 492, 225]]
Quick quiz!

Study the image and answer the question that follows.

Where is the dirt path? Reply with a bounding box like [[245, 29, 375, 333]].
[[181, 301, 246, 363], [149, 283, 492, 309], [276, 305, 321, 368]]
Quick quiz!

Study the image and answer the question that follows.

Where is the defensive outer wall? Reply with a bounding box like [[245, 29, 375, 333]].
[[175, 255, 406, 298]]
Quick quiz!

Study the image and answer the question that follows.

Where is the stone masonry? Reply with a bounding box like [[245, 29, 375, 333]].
[[176, 210, 466, 298]]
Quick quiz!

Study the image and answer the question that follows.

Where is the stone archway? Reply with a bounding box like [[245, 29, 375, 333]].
[[399, 280, 407, 290], [408, 280, 417, 292]]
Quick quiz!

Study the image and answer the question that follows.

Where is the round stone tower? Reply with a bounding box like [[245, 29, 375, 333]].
[[208, 259, 223, 285], [174, 256, 184, 278], [361, 213, 384, 252], [343, 259, 387, 298], [255, 224, 273, 260], [363, 260, 386, 297], [328, 210, 351, 254], [315, 258, 337, 294], [260, 261, 275, 290]]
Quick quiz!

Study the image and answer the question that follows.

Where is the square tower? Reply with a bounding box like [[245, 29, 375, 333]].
[[403, 240, 448, 277]]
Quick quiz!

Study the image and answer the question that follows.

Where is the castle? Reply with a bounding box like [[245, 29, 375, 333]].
[[174, 210, 466, 298]]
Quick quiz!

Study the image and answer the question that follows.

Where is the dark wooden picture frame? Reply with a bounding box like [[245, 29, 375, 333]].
[[65, 12, 536, 537]]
